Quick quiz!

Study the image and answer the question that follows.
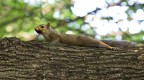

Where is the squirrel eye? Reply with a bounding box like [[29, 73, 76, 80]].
[[41, 26, 44, 28]]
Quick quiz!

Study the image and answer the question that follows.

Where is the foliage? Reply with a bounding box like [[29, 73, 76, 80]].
[[0, 0, 143, 42]]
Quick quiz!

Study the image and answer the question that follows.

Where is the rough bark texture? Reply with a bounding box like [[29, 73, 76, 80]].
[[0, 37, 144, 80]]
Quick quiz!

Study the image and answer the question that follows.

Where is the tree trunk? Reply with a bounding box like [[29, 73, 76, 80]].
[[0, 37, 144, 80]]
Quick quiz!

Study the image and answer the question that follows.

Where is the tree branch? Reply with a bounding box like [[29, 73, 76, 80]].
[[0, 37, 143, 79]]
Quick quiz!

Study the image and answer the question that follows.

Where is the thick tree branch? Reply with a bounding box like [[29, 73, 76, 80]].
[[0, 37, 144, 79]]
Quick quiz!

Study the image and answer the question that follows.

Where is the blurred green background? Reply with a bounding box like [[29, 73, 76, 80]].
[[0, 0, 144, 43]]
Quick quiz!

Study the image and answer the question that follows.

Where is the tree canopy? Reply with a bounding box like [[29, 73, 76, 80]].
[[0, 0, 144, 43]]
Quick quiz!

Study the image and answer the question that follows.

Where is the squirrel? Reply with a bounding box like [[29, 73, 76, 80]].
[[35, 23, 118, 50]]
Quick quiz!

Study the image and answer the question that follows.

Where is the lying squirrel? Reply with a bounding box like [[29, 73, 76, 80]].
[[35, 23, 118, 50]]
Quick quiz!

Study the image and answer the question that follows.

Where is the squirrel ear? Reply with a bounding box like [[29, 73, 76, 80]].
[[46, 23, 50, 29]]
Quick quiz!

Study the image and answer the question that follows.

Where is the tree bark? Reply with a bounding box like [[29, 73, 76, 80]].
[[0, 37, 144, 80]]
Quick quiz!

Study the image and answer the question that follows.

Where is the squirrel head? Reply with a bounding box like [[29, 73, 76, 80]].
[[35, 23, 50, 34]]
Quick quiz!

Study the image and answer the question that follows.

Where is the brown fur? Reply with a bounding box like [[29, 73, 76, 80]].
[[35, 23, 118, 50]]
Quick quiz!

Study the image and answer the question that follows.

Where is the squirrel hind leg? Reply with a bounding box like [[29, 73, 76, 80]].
[[95, 40, 120, 50]]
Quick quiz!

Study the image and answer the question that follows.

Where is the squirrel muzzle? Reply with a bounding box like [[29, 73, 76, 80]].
[[35, 27, 42, 34]]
